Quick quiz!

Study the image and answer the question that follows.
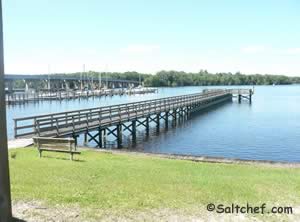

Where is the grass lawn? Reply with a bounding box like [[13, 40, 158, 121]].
[[9, 147, 300, 219]]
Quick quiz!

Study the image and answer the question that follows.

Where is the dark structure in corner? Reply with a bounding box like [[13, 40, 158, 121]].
[[0, 0, 13, 221]]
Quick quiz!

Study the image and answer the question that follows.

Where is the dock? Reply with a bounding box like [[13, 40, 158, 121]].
[[6, 88, 158, 105], [13, 89, 253, 148]]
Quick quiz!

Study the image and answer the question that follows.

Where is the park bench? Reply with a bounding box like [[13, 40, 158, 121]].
[[33, 137, 80, 160]]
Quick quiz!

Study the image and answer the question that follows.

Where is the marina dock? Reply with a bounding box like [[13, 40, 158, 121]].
[[6, 88, 158, 105]]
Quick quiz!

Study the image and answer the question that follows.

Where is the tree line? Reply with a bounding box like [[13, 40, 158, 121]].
[[10, 70, 300, 90], [57, 70, 300, 87]]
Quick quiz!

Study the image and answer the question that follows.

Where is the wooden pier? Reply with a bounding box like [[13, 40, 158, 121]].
[[203, 88, 254, 103], [6, 88, 158, 105], [13, 89, 253, 148]]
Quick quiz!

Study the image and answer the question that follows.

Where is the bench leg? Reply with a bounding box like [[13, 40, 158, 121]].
[[70, 153, 73, 161], [39, 150, 42, 158]]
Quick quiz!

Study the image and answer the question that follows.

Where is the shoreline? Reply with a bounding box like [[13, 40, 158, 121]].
[[8, 138, 300, 167], [82, 146, 300, 168]]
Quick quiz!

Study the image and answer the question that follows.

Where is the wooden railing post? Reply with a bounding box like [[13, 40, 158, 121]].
[[65, 113, 68, 124], [86, 113, 89, 129], [127, 105, 130, 119], [34, 117, 37, 135], [14, 119, 17, 138], [135, 104, 138, 118], [98, 110, 102, 125], [72, 116, 75, 132], [55, 118, 60, 135], [51, 115, 54, 127], [110, 107, 112, 122]]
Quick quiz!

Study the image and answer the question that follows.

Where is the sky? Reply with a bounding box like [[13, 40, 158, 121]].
[[2, 0, 300, 76]]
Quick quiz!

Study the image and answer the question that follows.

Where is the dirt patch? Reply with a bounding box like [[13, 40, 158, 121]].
[[12, 201, 300, 222], [12, 201, 82, 222]]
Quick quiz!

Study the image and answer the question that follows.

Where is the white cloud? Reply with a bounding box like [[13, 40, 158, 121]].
[[120, 44, 160, 55], [241, 45, 266, 54]]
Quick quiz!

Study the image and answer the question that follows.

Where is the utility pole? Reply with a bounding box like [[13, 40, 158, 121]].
[[0, 0, 13, 221]]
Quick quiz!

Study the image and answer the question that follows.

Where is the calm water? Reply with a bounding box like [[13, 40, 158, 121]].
[[6, 85, 300, 163]]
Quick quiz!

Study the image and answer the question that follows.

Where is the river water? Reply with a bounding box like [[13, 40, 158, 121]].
[[6, 85, 300, 162]]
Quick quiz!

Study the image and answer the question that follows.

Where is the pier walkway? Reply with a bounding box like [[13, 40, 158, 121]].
[[14, 89, 253, 148]]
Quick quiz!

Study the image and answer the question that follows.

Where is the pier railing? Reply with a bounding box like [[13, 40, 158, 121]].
[[14, 90, 231, 138], [203, 88, 254, 95]]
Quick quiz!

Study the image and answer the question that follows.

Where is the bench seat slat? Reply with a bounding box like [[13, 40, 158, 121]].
[[40, 148, 80, 154], [38, 144, 74, 149]]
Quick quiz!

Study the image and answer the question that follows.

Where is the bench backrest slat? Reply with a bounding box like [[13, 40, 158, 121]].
[[33, 137, 76, 151]]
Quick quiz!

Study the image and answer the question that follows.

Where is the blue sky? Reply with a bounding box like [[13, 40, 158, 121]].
[[3, 0, 300, 76]]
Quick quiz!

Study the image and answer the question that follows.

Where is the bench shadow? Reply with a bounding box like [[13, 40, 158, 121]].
[[13, 217, 27, 222], [41, 155, 85, 162]]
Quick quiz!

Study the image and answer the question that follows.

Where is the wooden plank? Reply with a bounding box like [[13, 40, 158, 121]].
[[39, 148, 80, 154], [33, 137, 74, 143]]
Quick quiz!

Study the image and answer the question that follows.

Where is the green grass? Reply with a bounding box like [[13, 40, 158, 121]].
[[9, 148, 300, 211]]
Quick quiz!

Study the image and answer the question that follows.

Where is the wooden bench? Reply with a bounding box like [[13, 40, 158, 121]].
[[33, 137, 81, 161]]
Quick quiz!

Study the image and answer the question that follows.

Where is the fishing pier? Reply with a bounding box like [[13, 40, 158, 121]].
[[14, 89, 253, 148]]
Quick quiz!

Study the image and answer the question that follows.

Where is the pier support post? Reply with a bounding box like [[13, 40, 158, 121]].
[[117, 124, 122, 148], [103, 128, 106, 148], [172, 109, 177, 127], [156, 114, 160, 132], [98, 128, 103, 148], [72, 134, 79, 146], [179, 107, 183, 118], [238, 94, 241, 103], [146, 117, 149, 136], [132, 120, 136, 142], [165, 111, 169, 129], [187, 106, 191, 117], [173, 109, 177, 121], [84, 132, 88, 145]]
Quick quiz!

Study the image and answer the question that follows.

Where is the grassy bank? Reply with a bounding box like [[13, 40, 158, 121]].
[[10, 148, 300, 221], [9, 148, 300, 220]]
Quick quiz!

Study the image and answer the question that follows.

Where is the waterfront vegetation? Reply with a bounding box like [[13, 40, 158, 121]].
[[10, 148, 300, 213], [60, 70, 300, 87], [66, 70, 300, 85], [143, 70, 300, 86], [12, 70, 300, 89]]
